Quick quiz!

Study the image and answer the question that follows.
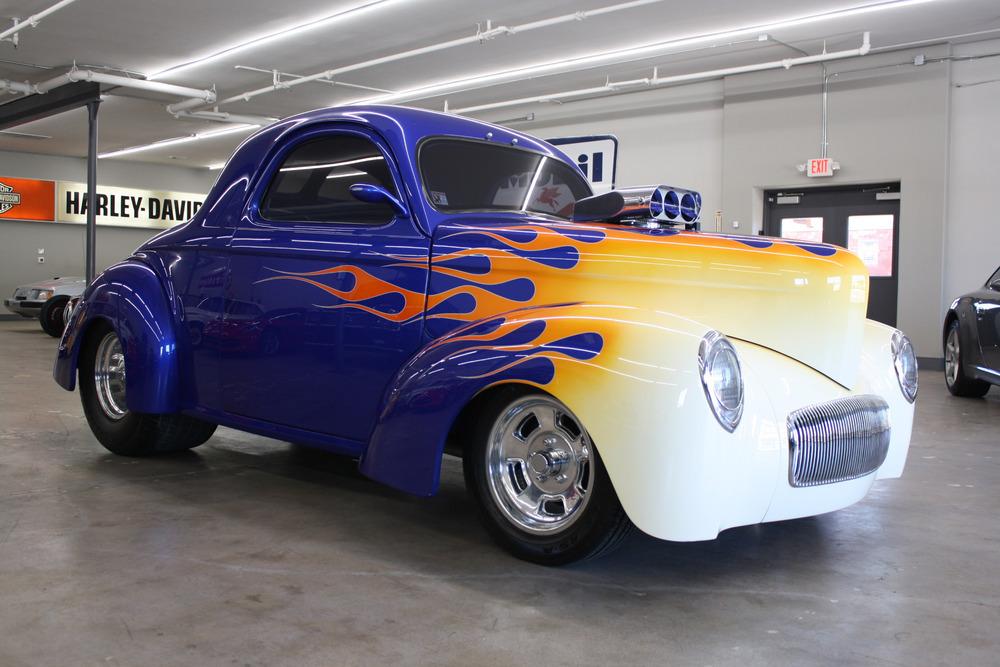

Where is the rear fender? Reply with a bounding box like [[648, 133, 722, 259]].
[[53, 260, 180, 414], [359, 303, 713, 497]]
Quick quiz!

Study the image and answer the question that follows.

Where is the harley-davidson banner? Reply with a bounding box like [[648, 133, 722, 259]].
[[0, 175, 206, 229]]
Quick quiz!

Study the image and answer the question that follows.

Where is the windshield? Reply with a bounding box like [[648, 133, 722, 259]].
[[419, 138, 592, 219]]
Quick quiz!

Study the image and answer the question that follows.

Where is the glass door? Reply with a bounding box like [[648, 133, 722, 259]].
[[764, 183, 900, 327]]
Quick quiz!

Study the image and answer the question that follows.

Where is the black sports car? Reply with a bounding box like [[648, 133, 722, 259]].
[[943, 265, 1000, 396]]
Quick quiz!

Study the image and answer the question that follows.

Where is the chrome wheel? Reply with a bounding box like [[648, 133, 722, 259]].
[[485, 395, 594, 534], [94, 331, 127, 420], [945, 326, 960, 387]]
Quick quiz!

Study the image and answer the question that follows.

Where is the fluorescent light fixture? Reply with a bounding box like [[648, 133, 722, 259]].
[[149, 0, 400, 80], [99, 124, 257, 160], [0, 129, 52, 140], [359, 0, 937, 105], [280, 155, 383, 173]]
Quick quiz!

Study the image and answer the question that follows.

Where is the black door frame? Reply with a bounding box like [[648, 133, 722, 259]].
[[763, 182, 901, 327]]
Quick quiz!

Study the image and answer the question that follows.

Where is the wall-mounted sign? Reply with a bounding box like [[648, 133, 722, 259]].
[[0, 176, 56, 221], [57, 182, 205, 229], [547, 135, 618, 193], [0, 176, 207, 229], [798, 157, 840, 178]]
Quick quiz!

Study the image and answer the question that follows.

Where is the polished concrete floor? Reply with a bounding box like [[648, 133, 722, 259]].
[[0, 318, 997, 667]]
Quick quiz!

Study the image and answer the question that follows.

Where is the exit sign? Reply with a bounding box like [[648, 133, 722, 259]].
[[806, 157, 835, 178]]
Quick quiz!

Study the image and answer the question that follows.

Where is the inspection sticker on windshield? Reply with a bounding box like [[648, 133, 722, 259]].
[[430, 191, 449, 206]]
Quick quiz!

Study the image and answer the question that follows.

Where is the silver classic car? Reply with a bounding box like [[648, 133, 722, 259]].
[[4, 276, 86, 337]]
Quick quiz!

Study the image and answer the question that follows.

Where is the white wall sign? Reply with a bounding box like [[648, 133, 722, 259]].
[[57, 182, 206, 229], [547, 135, 618, 193], [798, 157, 840, 178]]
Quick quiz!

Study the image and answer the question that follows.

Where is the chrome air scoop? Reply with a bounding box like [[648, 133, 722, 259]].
[[572, 185, 702, 230]]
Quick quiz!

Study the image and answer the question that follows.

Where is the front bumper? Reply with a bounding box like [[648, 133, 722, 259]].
[[4, 298, 43, 317], [597, 321, 913, 542]]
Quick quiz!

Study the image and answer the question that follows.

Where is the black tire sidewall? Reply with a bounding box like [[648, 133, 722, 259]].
[[944, 320, 960, 392], [39, 297, 68, 337], [79, 322, 152, 455], [464, 389, 629, 565]]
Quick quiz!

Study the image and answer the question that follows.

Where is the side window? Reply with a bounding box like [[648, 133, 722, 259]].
[[523, 159, 591, 218], [260, 135, 398, 225]]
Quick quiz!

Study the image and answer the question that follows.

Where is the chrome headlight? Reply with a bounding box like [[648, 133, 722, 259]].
[[35, 289, 54, 301], [891, 330, 918, 403], [698, 331, 744, 432]]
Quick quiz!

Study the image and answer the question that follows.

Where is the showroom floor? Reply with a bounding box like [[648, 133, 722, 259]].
[[0, 318, 997, 667]]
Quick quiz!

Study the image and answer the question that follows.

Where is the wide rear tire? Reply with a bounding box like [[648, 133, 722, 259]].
[[463, 388, 634, 565], [79, 322, 217, 456], [944, 320, 990, 398]]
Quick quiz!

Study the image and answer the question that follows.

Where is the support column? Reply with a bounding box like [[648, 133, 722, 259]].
[[85, 99, 100, 284]]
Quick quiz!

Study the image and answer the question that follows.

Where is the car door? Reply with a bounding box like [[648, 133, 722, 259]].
[[222, 127, 429, 441], [974, 266, 1000, 373]]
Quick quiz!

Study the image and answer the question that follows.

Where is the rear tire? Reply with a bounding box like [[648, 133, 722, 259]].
[[944, 320, 990, 398], [39, 296, 69, 338], [463, 388, 634, 565], [79, 322, 217, 456]]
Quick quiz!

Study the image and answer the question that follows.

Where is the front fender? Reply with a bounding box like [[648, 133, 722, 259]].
[[359, 303, 718, 500], [946, 299, 985, 370], [53, 259, 181, 414], [362, 305, 917, 541]]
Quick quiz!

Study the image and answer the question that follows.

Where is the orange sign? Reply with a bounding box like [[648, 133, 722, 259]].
[[0, 176, 55, 221]]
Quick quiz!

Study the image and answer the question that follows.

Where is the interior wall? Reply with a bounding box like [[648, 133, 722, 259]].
[[722, 45, 951, 360], [512, 43, 977, 361], [515, 81, 725, 230], [0, 150, 217, 300], [944, 39, 1000, 302]]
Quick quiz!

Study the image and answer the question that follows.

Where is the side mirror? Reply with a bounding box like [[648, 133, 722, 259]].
[[349, 183, 408, 217]]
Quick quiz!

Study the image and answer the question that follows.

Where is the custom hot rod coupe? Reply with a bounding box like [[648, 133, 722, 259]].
[[54, 105, 916, 564]]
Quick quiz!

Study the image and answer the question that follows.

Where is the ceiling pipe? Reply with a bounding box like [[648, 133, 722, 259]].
[[172, 109, 279, 126], [355, 10, 892, 107], [0, 0, 78, 45], [198, 0, 929, 113], [451, 32, 871, 115], [32, 68, 217, 103], [173, 0, 669, 114], [232, 66, 396, 94], [0, 79, 35, 95]]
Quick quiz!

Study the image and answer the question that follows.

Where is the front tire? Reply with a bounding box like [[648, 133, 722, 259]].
[[79, 323, 217, 455], [39, 296, 69, 337], [464, 389, 634, 565], [944, 320, 990, 397]]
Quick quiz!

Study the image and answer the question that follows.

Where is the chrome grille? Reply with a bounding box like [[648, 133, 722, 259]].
[[787, 395, 891, 487]]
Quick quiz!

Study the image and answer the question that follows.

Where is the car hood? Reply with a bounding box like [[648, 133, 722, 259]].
[[17, 276, 86, 291], [430, 216, 870, 388]]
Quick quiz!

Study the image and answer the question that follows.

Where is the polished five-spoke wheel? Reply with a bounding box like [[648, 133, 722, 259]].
[[486, 396, 594, 534], [465, 388, 634, 565], [94, 331, 128, 420]]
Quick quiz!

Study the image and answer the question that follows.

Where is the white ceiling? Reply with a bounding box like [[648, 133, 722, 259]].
[[0, 0, 997, 169]]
